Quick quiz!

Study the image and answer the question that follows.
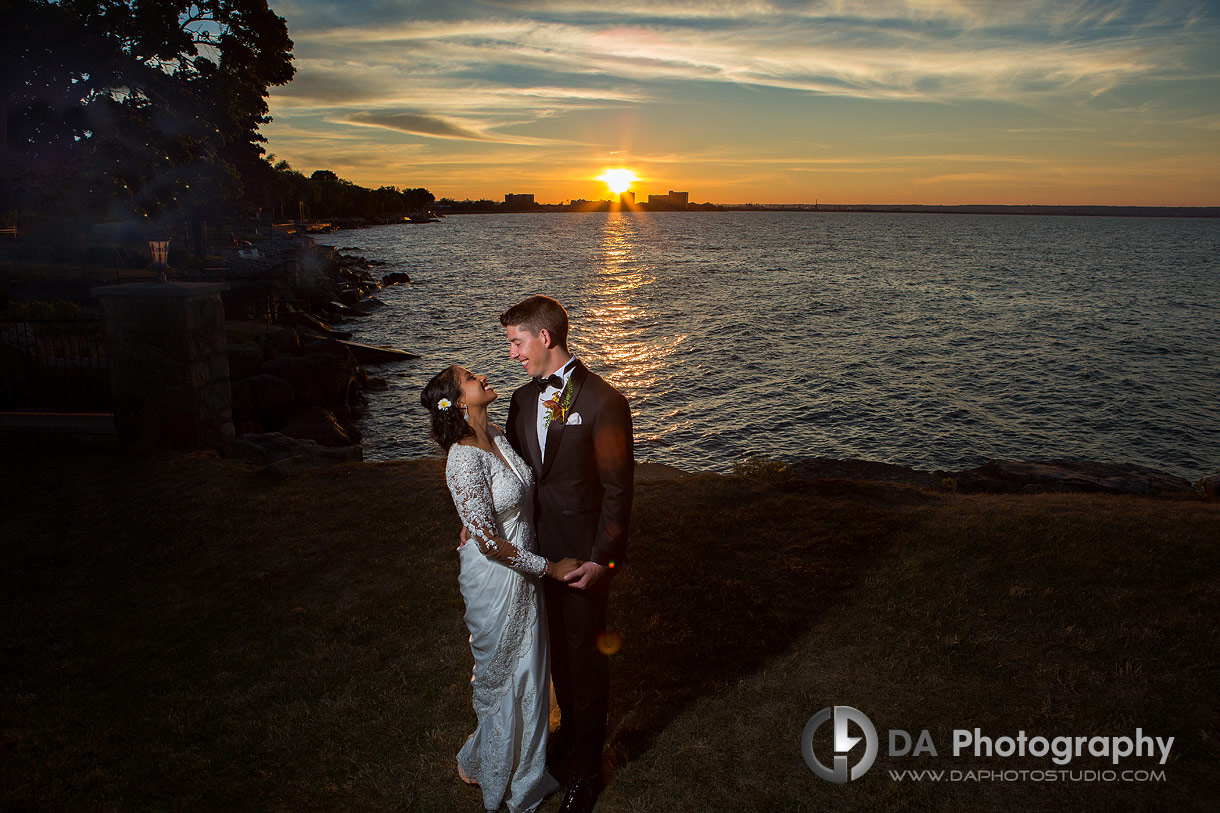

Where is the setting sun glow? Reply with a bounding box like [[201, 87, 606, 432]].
[[596, 168, 638, 196], [262, 4, 1220, 206]]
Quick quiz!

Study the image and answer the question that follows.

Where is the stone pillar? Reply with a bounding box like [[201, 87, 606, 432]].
[[91, 281, 235, 455]]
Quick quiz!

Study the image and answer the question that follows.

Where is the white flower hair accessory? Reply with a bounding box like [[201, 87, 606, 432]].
[[437, 398, 452, 410]]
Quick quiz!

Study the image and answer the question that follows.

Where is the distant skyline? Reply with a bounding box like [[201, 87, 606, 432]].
[[263, 1, 1220, 206]]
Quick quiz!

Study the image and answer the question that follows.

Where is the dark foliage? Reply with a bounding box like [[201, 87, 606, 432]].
[[2, 0, 295, 220], [248, 164, 436, 221]]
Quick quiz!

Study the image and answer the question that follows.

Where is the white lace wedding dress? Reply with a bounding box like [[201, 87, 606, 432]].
[[446, 428, 559, 813]]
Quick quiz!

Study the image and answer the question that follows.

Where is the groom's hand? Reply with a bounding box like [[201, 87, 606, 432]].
[[564, 560, 609, 589], [458, 525, 469, 550]]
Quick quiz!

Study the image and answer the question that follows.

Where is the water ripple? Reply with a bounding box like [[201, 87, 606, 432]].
[[322, 212, 1220, 478]]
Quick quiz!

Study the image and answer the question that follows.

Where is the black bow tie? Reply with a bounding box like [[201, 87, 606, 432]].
[[533, 374, 564, 392]]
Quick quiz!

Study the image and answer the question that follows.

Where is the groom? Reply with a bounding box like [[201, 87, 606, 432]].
[[500, 295, 633, 813]]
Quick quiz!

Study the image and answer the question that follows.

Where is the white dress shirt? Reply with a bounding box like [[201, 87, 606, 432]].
[[536, 356, 577, 460]]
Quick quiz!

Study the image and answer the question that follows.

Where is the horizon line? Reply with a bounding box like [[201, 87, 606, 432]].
[[439, 200, 1220, 211]]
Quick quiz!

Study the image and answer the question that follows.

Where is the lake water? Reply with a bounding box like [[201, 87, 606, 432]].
[[318, 212, 1220, 479]]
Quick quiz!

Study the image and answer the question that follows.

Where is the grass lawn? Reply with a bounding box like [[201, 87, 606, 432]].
[[2, 444, 1217, 810]]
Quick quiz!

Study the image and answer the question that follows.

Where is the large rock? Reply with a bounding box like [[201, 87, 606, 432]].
[[320, 301, 368, 319], [235, 432, 362, 466], [259, 325, 301, 358], [242, 373, 296, 413], [337, 287, 364, 306], [230, 377, 254, 424], [953, 459, 1195, 496], [226, 341, 266, 381], [224, 319, 272, 346], [261, 352, 358, 408], [276, 309, 343, 338], [347, 296, 386, 315], [790, 457, 944, 490], [299, 336, 354, 358], [336, 339, 419, 363], [281, 406, 355, 447]]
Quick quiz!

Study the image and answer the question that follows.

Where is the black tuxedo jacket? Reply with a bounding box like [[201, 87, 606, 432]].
[[506, 359, 634, 567]]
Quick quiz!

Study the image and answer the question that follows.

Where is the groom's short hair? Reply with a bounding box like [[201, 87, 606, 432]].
[[500, 295, 569, 350]]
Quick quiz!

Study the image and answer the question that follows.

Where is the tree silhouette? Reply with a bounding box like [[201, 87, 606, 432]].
[[2, 0, 294, 220]]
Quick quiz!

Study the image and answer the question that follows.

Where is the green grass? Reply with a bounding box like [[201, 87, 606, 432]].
[[1, 446, 1217, 810]]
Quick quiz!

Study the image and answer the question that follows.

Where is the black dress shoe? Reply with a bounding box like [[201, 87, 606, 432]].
[[557, 777, 600, 813]]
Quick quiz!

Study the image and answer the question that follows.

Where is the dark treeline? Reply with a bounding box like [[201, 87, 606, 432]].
[[1, 1, 432, 230], [436, 198, 720, 213], [270, 168, 434, 222]]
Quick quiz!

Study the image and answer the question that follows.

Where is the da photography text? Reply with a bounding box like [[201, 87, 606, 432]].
[[802, 706, 1174, 784]]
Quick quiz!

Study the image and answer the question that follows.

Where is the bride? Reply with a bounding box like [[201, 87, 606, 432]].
[[421, 364, 579, 813]]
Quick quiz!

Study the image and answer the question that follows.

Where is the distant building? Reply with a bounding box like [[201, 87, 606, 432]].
[[504, 193, 535, 207], [620, 191, 635, 206], [645, 191, 689, 209]]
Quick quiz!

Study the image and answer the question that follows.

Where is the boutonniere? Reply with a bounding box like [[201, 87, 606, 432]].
[[542, 383, 574, 428]]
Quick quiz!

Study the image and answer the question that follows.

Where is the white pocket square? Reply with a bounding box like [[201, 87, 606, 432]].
[[565, 412, 583, 426]]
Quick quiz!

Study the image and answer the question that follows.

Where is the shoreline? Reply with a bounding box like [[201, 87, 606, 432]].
[[640, 456, 1216, 498], [436, 204, 1220, 219], [336, 451, 1214, 499]]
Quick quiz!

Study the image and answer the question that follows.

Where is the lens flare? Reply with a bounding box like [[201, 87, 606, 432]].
[[596, 630, 623, 655]]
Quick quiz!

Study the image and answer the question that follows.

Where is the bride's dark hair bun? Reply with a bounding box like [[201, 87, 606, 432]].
[[421, 365, 472, 451]]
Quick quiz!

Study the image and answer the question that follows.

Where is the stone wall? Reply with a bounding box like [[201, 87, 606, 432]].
[[92, 282, 235, 454]]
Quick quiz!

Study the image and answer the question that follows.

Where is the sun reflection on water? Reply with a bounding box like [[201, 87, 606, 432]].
[[571, 214, 680, 428], [332, 212, 1220, 475]]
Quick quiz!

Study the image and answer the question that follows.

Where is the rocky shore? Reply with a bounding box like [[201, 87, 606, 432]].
[[215, 234, 418, 470], [639, 455, 1214, 497], [302, 214, 440, 233], [788, 456, 1215, 497]]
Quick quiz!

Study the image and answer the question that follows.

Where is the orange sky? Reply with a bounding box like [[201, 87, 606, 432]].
[[263, 1, 1220, 206]]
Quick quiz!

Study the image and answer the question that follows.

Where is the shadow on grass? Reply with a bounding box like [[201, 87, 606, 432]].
[[597, 489, 1220, 811], [4, 443, 1217, 809], [602, 473, 937, 775], [0, 444, 938, 808]]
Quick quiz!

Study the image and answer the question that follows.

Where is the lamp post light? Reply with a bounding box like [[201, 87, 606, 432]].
[[149, 239, 170, 282]]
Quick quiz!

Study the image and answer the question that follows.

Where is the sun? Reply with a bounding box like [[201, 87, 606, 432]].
[[596, 168, 638, 196]]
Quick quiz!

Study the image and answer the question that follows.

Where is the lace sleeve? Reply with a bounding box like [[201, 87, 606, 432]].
[[446, 447, 548, 578], [446, 447, 500, 549], [505, 545, 548, 578]]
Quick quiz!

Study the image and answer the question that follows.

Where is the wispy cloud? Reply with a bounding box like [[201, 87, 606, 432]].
[[263, 0, 1220, 203], [277, 1, 1217, 116], [343, 112, 497, 141], [340, 110, 593, 145]]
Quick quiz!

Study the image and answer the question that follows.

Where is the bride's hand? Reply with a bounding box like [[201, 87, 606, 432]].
[[546, 558, 583, 581], [475, 534, 513, 561]]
